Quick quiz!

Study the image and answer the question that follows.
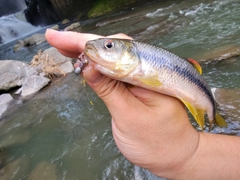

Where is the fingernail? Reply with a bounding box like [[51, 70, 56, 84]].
[[83, 66, 104, 85]]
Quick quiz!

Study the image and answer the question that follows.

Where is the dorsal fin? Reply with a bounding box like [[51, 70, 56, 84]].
[[187, 58, 202, 75]]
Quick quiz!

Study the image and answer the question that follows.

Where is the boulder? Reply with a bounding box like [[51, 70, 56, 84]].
[[64, 22, 81, 31], [0, 60, 50, 97], [88, 0, 136, 18], [18, 75, 50, 97], [0, 94, 14, 119], [30, 47, 74, 76], [212, 88, 240, 118], [50, 24, 59, 30], [13, 40, 25, 52], [61, 18, 70, 24], [0, 157, 29, 180], [0, 130, 30, 147], [199, 44, 240, 61], [14, 34, 46, 52], [24, 0, 94, 26], [0, 60, 37, 91], [24, 33, 46, 46], [28, 161, 58, 180]]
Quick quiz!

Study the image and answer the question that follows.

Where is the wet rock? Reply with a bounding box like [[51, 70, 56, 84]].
[[212, 88, 240, 118], [28, 161, 58, 180], [61, 18, 70, 24], [0, 60, 37, 91], [18, 75, 50, 97], [0, 131, 30, 147], [0, 157, 29, 180], [88, 0, 136, 18], [24, 33, 46, 46], [13, 34, 46, 52], [50, 24, 59, 30], [0, 94, 14, 119], [30, 47, 74, 76], [0, 147, 5, 169], [13, 40, 25, 52], [64, 22, 81, 31], [0, 60, 50, 97], [200, 44, 240, 61], [24, 0, 94, 26]]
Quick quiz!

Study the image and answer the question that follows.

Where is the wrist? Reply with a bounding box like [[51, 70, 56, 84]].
[[146, 124, 200, 179]]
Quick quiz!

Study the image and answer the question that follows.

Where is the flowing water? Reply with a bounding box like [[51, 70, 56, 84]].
[[0, 0, 240, 179], [0, 11, 41, 44]]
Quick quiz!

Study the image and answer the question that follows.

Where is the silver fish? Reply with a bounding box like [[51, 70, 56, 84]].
[[81, 38, 227, 130]]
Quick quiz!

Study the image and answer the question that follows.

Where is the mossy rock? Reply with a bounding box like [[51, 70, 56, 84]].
[[88, 0, 136, 18]]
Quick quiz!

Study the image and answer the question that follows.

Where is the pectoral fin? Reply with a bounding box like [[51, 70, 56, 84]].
[[215, 113, 227, 127], [139, 74, 162, 87], [180, 98, 205, 130]]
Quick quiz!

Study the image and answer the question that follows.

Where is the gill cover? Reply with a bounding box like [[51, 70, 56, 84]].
[[102, 39, 140, 77]]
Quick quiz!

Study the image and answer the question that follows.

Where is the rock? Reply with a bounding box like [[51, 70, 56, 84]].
[[88, 0, 136, 18], [50, 24, 59, 30], [61, 18, 70, 24], [0, 157, 29, 180], [57, 61, 74, 74], [64, 22, 81, 31], [42, 47, 74, 74], [13, 40, 25, 52], [212, 88, 240, 118], [20, 75, 50, 97], [0, 94, 14, 119], [14, 34, 46, 52], [28, 161, 58, 180], [0, 131, 30, 147], [30, 47, 74, 79], [199, 44, 240, 61], [24, 0, 60, 25], [43, 47, 72, 65], [0, 60, 51, 97], [0, 60, 38, 91], [24, 0, 94, 26], [24, 33, 46, 46]]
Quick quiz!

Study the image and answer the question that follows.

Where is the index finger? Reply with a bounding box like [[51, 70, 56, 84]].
[[45, 29, 104, 57]]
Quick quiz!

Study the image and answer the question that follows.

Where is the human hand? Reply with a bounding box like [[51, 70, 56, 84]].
[[45, 29, 199, 179]]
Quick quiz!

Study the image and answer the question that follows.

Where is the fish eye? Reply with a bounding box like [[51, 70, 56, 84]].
[[104, 40, 114, 49]]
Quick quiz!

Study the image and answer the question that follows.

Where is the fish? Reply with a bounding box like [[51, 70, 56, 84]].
[[78, 38, 227, 130]]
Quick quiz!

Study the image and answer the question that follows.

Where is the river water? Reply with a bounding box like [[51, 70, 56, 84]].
[[0, 0, 240, 179]]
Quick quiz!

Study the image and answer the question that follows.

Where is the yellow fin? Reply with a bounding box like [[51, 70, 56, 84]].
[[215, 113, 227, 127], [180, 98, 205, 130], [139, 74, 162, 87], [187, 58, 202, 74]]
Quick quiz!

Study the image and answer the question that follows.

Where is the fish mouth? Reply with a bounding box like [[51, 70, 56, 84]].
[[84, 42, 100, 62]]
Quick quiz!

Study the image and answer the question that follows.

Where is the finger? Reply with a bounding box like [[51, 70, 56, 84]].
[[107, 33, 133, 40], [57, 49, 81, 58], [129, 86, 184, 109], [45, 29, 104, 53], [82, 66, 140, 114]]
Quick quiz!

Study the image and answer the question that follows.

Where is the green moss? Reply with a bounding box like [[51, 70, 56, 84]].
[[88, 0, 136, 18]]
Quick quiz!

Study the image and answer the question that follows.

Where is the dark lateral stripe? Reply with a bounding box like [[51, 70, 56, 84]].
[[134, 41, 216, 116]]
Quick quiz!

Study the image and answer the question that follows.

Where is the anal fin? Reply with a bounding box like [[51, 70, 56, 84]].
[[180, 98, 205, 130], [215, 113, 227, 127]]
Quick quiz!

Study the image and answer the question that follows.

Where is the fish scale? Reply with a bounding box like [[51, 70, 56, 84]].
[[133, 41, 214, 111], [82, 38, 227, 130]]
